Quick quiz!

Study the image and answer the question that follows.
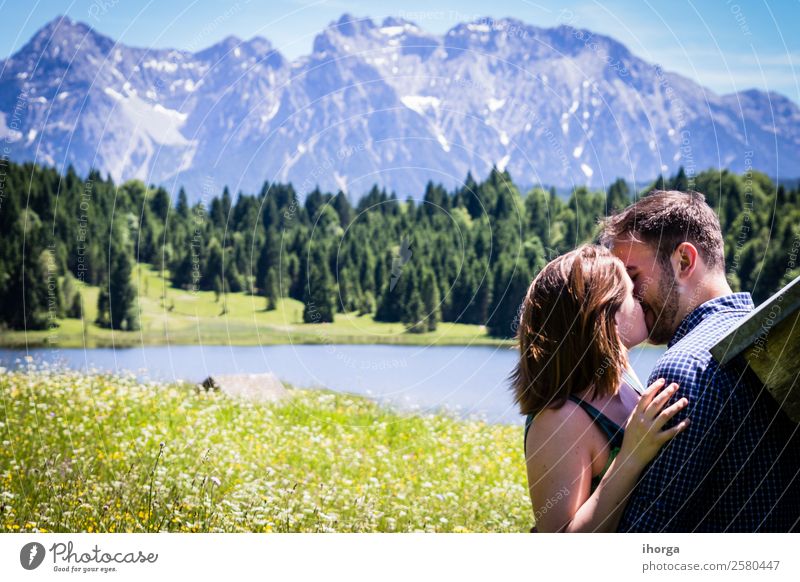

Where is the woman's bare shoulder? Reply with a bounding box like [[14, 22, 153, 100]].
[[527, 399, 594, 453]]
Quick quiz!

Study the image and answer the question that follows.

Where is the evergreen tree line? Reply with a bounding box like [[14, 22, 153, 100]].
[[1, 158, 799, 337]]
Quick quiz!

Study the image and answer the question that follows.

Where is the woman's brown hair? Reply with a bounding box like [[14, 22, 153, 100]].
[[510, 244, 629, 416]]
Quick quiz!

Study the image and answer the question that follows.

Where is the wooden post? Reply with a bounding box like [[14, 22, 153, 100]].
[[710, 275, 800, 423]]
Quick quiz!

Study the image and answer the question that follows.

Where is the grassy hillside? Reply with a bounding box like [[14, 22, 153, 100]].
[[0, 368, 531, 533], [0, 264, 510, 348]]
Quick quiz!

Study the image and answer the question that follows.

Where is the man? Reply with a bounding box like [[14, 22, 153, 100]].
[[600, 190, 800, 532]]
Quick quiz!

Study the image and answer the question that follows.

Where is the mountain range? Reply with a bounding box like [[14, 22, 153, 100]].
[[1, 14, 799, 200]]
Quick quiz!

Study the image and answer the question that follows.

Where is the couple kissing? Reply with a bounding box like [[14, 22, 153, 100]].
[[513, 190, 800, 533]]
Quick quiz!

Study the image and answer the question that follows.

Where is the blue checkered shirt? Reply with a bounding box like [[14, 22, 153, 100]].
[[618, 292, 800, 532]]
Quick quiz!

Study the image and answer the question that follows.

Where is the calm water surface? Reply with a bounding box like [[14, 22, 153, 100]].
[[0, 344, 666, 425]]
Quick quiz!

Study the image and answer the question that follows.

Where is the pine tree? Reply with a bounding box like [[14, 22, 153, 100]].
[[111, 242, 139, 330], [487, 255, 533, 338], [337, 266, 361, 313], [403, 288, 426, 333], [606, 178, 631, 213], [68, 292, 83, 319], [332, 191, 354, 226], [375, 235, 418, 323], [257, 232, 280, 296], [225, 256, 244, 293], [420, 267, 441, 332], [303, 243, 335, 323], [176, 187, 190, 218], [150, 186, 171, 222], [97, 236, 139, 330], [358, 290, 376, 316], [61, 271, 80, 317], [203, 238, 224, 292], [170, 247, 196, 290], [96, 286, 110, 327], [0, 208, 51, 329], [672, 166, 689, 191], [524, 188, 553, 247], [264, 269, 279, 311]]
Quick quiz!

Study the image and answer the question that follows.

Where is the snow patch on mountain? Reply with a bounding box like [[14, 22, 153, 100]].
[[401, 95, 441, 115]]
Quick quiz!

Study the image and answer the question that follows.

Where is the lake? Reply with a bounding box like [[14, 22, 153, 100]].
[[0, 344, 665, 425]]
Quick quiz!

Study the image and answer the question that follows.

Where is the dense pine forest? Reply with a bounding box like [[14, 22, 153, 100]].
[[1, 158, 798, 338]]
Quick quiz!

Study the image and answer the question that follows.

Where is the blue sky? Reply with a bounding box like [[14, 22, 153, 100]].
[[1, 0, 798, 102]]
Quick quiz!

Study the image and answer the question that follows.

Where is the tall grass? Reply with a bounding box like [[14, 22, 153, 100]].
[[0, 365, 531, 532]]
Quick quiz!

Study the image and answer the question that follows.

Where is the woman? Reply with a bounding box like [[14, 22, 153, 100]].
[[510, 244, 690, 532]]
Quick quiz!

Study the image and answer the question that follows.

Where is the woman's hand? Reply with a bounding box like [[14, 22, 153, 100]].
[[619, 378, 690, 469]]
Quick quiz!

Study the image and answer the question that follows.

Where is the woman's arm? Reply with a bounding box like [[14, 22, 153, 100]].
[[525, 404, 596, 532], [559, 441, 653, 532], [527, 379, 689, 532]]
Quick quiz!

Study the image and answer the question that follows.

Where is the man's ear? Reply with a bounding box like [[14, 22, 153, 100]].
[[672, 242, 699, 280]]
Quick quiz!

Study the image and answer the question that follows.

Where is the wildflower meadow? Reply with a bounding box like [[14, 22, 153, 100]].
[[0, 366, 531, 533]]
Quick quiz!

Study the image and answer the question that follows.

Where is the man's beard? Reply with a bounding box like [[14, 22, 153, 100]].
[[646, 270, 681, 345]]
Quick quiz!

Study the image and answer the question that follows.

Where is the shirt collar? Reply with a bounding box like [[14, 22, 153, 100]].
[[668, 292, 754, 348]]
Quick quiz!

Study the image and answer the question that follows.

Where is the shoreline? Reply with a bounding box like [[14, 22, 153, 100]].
[[0, 333, 516, 350], [0, 335, 669, 350]]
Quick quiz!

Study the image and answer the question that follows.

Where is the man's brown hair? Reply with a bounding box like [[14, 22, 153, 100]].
[[510, 244, 628, 416], [598, 190, 725, 271]]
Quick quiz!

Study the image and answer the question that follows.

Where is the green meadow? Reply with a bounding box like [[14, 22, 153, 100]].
[[0, 368, 531, 533], [0, 264, 510, 349]]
